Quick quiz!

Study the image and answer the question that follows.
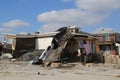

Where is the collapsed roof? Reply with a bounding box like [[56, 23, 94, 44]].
[[32, 27, 95, 64]]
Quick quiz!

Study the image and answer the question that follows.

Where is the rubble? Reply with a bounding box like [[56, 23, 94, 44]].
[[0, 53, 13, 59], [50, 62, 61, 68], [103, 54, 120, 64], [17, 50, 43, 61]]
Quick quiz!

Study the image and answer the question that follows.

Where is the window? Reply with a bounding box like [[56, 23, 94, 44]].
[[99, 45, 111, 54], [103, 34, 110, 41]]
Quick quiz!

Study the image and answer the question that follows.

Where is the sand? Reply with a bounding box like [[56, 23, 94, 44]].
[[0, 60, 120, 80]]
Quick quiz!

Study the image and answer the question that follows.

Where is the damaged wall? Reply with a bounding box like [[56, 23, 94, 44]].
[[3, 34, 36, 58], [14, 38, 36, 58], [60, 38, 80, 62]]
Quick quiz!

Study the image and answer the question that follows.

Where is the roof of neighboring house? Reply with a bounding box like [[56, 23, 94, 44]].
[[92, 27, 119, 35]]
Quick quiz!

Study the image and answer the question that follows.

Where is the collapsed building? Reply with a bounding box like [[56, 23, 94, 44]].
[[32, 27, 97, 65], [2, 27, 120, 65], [3, 33, 36, 58], [3, 27, 104, 64]]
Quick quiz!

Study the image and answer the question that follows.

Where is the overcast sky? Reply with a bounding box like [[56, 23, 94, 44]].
[[0, 0, 120, 35]]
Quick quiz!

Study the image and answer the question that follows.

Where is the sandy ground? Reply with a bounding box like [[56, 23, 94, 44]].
[[0, 60, 120, 80]]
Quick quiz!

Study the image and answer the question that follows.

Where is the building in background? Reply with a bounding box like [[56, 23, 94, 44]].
[[93, 28, 120, 55]]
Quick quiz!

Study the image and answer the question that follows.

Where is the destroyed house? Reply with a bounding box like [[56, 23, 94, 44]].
[[69, 31, 96, 62], [34, 27, 97, 63], [74, 31, 96, 54], [3, 32, 59, 58], [3, 27, 96, 63], [93, 28, 120, 55], [3, 34, 36, 58], [36, 27, 96, 55]]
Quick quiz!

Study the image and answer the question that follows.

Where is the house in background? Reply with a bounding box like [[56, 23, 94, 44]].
[[93, 28, 120, 55]]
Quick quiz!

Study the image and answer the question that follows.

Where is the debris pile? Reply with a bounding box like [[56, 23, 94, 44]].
[[17, 50, 43, 61], [103, 54, 120, 64]]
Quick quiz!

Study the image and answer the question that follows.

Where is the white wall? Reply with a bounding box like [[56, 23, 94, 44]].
[[116, 43, 120, 55], [35, 37, 53, 50]]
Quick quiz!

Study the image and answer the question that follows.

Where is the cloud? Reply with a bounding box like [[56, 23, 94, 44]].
[[0, 28, 14, 33], [38, 23, 68, 32], [38, 9, 107, 25], [37, 0, 120, 32], [2, 19, 30, 28], [75, 0, 120, 13]]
